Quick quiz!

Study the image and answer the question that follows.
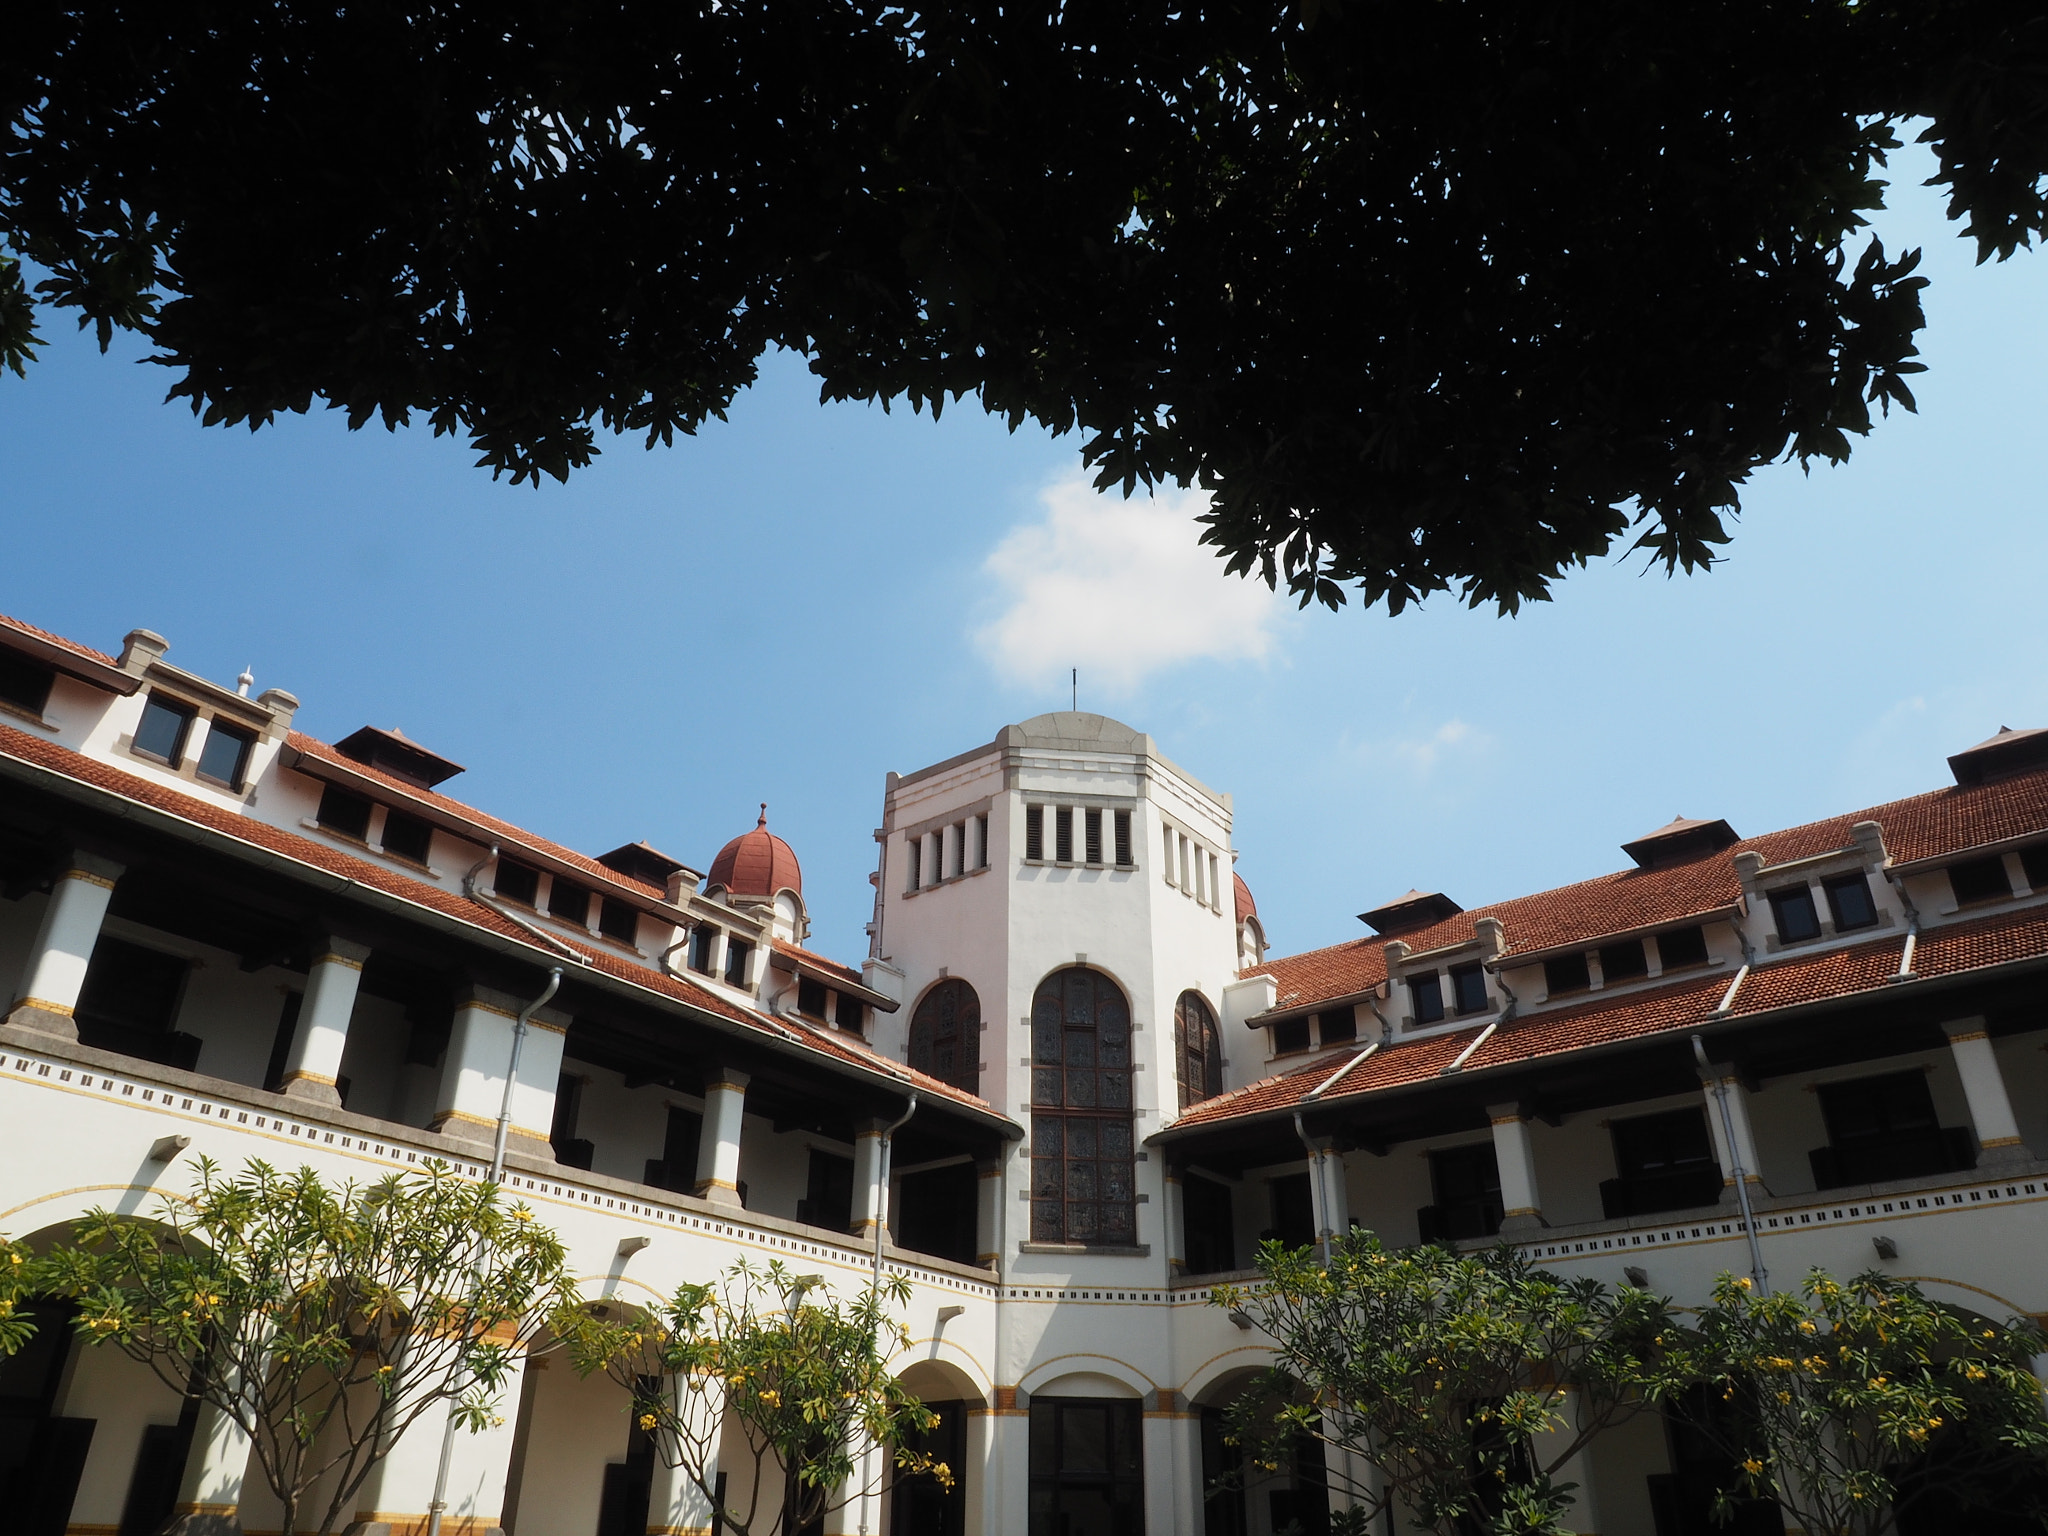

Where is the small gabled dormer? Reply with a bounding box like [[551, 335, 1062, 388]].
[[1735, 820, 1897, 954], [1620, 814, 1741, 868], [1383, 914, 1504, 1033]]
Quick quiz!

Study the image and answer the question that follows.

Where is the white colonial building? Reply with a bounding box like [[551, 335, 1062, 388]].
[[2, 608, 2046, 1536]]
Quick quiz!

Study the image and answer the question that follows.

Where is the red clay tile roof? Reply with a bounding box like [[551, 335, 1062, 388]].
[[0, 610, 121, 667], [1176, 902, 2048, 1131], [0, 723, 992, 1117], [1234, 871, 1257, 924], [1247, 766, 2048, 1015], [772, 938, 867, 990], [708, 808, 803, 898]]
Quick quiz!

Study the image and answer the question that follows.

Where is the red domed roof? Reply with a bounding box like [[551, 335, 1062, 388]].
[[1233, 871, 1257, 924], [708, 806, 802, 898]]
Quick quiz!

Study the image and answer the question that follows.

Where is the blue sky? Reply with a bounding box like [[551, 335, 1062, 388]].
[[5, 141, 2045, 966]]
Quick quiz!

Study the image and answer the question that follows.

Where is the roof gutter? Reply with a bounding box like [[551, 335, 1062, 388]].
[[0, 750, 1018, 1140]]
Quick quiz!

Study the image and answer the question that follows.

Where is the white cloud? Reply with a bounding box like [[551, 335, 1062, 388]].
[[975, 471, 1282, 693]]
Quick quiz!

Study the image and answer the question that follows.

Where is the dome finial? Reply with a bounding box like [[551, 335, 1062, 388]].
[[758, 801, 768, 828]]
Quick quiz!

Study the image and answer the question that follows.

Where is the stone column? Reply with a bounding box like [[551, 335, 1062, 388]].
[[695, 1068, 750, 1206], [987, 1392, 1030, 1536], [1162, 1164, 1187, 1276], [429, 984, 571, 1158], [163, 1395, 252, 1536], [975, 1157, 1004, 1268], [961, 1402, 994, 1536], [852, 1117, 888, 1237], [1147, 1395, 1201, 1536], [646, 1385, 724, 1536], [1314, 1143, 1351, 1243], [1488, 1106, 1545, 1233], [342, 1357, 526, 1535], [279, 937, 371, 1105], [5, 849, 124, 1040], [1528, 1393, 1601, 1535], [1697, 1061, 1767, 1201], [1943, 1016, 2034, 1165]]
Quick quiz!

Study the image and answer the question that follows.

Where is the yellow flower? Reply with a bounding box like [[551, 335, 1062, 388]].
[[1737, 1278, 1753, 1291], [1799, 1321, 1817, 1335], [759, 1389, 781, 1408], [1742, 1457, 1764, 1476], [639, 1413, 658, 1431]]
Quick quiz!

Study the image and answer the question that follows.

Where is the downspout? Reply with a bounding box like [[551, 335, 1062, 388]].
[[1441, 974, 1517, 1077], [1692, 1033, 1769, 1295], [426, 963, 561, 1536], [1293, 1111, 1332, 1266], [860, 1093, 918, 1536], [1710, 911, 1755, 1018], [1882, 866, 1921, 982], [463, 846, 587, 964]]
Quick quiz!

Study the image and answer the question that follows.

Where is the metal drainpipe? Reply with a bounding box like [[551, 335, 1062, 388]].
[[425, 964, 561, 1536], [1293, 1110, 1331, 1265], [1692, 1033, 1769, 1294], [1882, 865, 1922, 981], [859, 1093, 918, 1536]]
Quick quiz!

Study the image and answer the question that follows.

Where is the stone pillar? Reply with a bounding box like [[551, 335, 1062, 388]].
[[1697, 1061, 1767, 1201], [429, 984, 571, 1158], [1141, 1396, 1182, 1536], [1531, 1394, 1601, 1535], [163, 1395, 252, 1536], [4, 850, 124, 1040], [279, 937, 371, 1105], [1943, 1016, 2033, 1165], [987, 1392, 1030, 1536], [1488, 1106, 1545, 1233], [1162, 1163, 1187, 1276], [695, 1068, 750, 1206], [1314, 1143, 1351, 1243], [960, 1402, 994, 1536], [646, 1386, 724, 1536], [342, 1358, 526, 1535], [852, 1118, 888, 1237], [975, 1157, 1004, 1268]]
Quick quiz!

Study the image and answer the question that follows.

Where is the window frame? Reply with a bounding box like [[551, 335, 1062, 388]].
[[547, 878, 592, 928], [1271, 1015, 1311, 1055], [1317, 1006, 1358, 1046], [1596, 938, 1649, 984], [1766, 884, 1822, 943], [315, 783, 374, 842], [723, 938, 753, 986], [1542, 952, 1591, 996], [493, 857, 541, 908], [1656, 925, 1710, 970], [1029, 967, 1137, 1248], [379, 808, 434, 865], [1025, 805, 1045, 862], [132, 692, 197, 766], [0, 648, 55, 716], [194, 718, 256, 790], [597, 896, 638, 945], [1113, 809, 1133, 867], [1055, 806, 1075, 864], [909, 977, 982, 1092], [1174, 990, 1223, 1110], [1448, 962, 1490, 1016], [1948, 855, 2012, 907], [1821, 872, 1878, 931], [1408, 971, 1446, 1025]]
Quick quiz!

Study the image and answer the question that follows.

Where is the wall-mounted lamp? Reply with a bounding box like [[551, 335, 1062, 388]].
[[148, 1135, 191, 1163], [1623, 1266, 1650, 1289], [617, 1236, 652, 1258], [1872, 1235, 1899, 1260]]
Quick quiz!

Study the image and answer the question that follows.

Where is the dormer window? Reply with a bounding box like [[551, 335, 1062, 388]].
[[1409, 972, 1446, 1024], [835, 990, 865, 1033], [1318, 1007, 1357, 1046], [196, 719, 255, 790], [1543, 952, 1591, 996], [1767, 884, 1822, 943], [1822, 873, 1877, 931], [548, 878, 591, 927], [797, 977, 829, 1018], [598, 897, 638, 945], [1657, 925, 1709, 970], [1272, 1015, 1311, 1054], [1598, 940, 1647, 983], [1949, 856, 2012, 907], [689, 925, 716, 974], [0, 648, 54, 716], [316, 784, 373, 841], [134, 693, 196, 765], [1449, 962, 1489, 1015], [2024, 845, 2048, 892], [724, 938, 753, 986]]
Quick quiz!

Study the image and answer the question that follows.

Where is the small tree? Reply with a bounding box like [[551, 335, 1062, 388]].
[[573, 1258, 947, 1536], [1214, 1230, 1670, 1535], [39, 1157, 578, 1536], [0, 1231, 39, 1356], [1666, 1269, 2048, 1536]]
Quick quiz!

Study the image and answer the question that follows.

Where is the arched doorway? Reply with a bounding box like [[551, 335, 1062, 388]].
[[888, 1360, 980, 1536], [1028, 967, 1136, 1247], [909, 979, 982, 1094]]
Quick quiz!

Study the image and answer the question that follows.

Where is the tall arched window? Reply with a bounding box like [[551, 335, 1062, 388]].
[[1029, 967, 1135, 1246], [1174, 990, 1222, 1111], [908, 979, 981, 1093]]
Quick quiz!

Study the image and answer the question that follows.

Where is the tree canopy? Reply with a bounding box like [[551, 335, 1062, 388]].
[[4, 1, 2044, 611]]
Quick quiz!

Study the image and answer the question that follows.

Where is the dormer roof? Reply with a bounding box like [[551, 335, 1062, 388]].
[[1358, 889, 1463, 935], [335, 725, 465, 789], [1949, 726, 2048, 787], [1621, 814, 1741, 868]]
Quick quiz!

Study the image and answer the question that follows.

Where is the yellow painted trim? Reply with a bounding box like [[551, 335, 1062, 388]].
[[705, 1080, 747, 1097], [1489, 1113, 1524, 1126], [174, 1503, 240, 1516], [460, 999, 522, 1020], [1981, 1135, 2024, 1148], [314, 952, 366, 972], [62, 869, 119, 890], [1503, 1206, 1541, 1219], [15, 996, 76, 1016], [1945, 1029, 1990, 1043], [527, 1016, 568, 1035], [696, 1177, 738, 1193], [282, 1069, 338, 1088]]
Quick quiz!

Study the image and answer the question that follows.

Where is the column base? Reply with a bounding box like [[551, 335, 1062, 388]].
[[282, 1072, 344, 1107], [1498, 1209, 1547, 1234], [161, 1512, 243, 1536], [1979, 1140, 2035, 1167], [1, 1003, 80, 1043], [342, 1521, 505, 1536], [695, 1180, 745, 1208], [428, 1112, 552, 1160]]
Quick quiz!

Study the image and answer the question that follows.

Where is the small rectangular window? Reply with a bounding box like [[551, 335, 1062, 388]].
[[1084, 808, 1103, 865], [548, 879, 591, 927], [1163, 823, 1176, 881], [1767, 884, 1821, 943], [1449, 962, 1489, 1015], [1055, 806, 1074, 864], [598, 897, 638, 945], [953, 821, 967, 877], [1543, 952, 1592, 995], [797, 976, 829, 1018], [316, 783, 373, 841], [0, 649, 55, 716], [1318, 1007, 1357, 1046], [689, 926, 716, 974], [976, 814, 990, 869], [380, 809, 433, 864], [1409, 972, 1445, 1024], [195, 719, 256, 790], [907, 836, 923, 890], [1179, 834, 1192, 891], [1657, 925, 1709, 969], [724, 938, 752, 986], [1209, 852, 1221, 908], [1272, 1016, 1311, 1054], [835, 990, 865, 1033], [1822, 873, 1878, 931], [2022, 844, 2048, 893], [1949, 855, 2012, 906], [494, 858, 541, 907], [1598, 939, 1648, 982], [133, 693, 195, 765], [1113, 810, 1132, 867], [1026, 806, 1045, 862]]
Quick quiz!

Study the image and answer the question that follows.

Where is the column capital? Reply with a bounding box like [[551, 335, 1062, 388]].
[[1940, 1015, 1991, 1042], [311, 934, 373, 968], [1485, 1101, 1527, 1125], [705, 1066, 751, 1093]]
